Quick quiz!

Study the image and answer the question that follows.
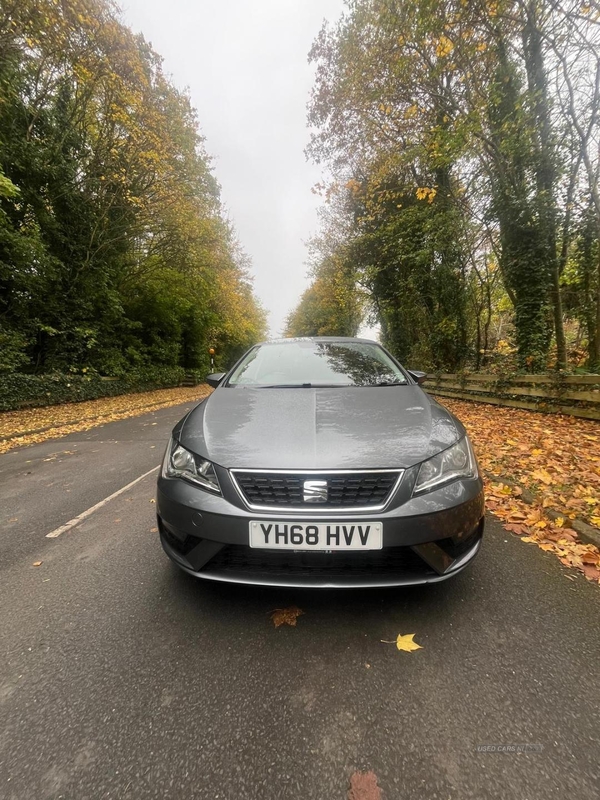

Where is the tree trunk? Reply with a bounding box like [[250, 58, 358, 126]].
[[550, 269, 567, 370], [522, 3, 566, 369], [592, 242, 600, 371]]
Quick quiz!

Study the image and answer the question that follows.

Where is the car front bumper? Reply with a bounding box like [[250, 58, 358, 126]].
[[157, 467, 485, 588]]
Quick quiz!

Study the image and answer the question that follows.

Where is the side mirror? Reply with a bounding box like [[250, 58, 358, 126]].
[[206, 372, 226, 389], [407, 370, 427, 386]]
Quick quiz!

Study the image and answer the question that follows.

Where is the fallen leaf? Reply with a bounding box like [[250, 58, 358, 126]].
[[381, 633, 423, 652], [150, 527, 158, 533], [582, 564, 600, 582], [532, 469, 554, 485], [557, 530, 578, 542], [503, 523, 528, 535], [270, 606, 304, 627], [581, 550, 600, 565], [32, 561, 42, 566], [348, 770, 382, 800]]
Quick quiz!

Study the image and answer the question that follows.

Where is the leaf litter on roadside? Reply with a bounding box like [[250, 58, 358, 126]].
[[436, 397, 600, 584], [0, 386, 211, 455]]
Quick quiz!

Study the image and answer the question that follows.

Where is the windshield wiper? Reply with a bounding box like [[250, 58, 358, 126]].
[[256, 383, 356, 389], [257, 383, 314, 388]]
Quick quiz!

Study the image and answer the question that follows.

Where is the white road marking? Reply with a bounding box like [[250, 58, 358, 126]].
[[45, 465, 160, 538]]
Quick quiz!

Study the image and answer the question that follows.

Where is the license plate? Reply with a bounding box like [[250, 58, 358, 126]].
[[249, 521, 382, 550]]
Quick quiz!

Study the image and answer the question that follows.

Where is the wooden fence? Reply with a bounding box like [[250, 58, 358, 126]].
[[424, 373, 600, 421]]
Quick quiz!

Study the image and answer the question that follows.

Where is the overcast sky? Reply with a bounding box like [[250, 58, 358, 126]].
[[121, 0, 346, 337]]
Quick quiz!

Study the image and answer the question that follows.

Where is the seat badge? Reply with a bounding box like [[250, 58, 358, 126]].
[[303, 480, 328, 503]]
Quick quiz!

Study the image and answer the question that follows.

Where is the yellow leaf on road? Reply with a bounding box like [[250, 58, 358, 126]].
[[382, 633, 423, 652]]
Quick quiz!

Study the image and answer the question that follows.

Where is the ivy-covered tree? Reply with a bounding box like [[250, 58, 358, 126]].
[[302, 0, 600, 373]]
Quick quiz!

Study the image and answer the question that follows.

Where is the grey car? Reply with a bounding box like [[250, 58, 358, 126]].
[[157, 337, 484, 587]]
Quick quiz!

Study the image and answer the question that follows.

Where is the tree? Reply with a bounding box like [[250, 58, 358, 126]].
[[306, 0, 600, 372], [0, 0, 266, 376], [285, 251, 363, 337]]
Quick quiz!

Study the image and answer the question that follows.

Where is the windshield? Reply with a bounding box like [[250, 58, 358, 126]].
[[227, 340, 408, 387]]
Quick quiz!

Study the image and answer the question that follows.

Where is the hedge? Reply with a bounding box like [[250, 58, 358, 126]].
[[0, 366, 187, 412]]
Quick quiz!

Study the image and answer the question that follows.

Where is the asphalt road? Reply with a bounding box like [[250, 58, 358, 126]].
[[1, 401, 600, 800]]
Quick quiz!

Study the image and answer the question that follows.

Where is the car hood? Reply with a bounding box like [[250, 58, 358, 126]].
[[178, 386, 462, 470]]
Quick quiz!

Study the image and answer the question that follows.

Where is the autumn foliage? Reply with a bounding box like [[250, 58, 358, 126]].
[[0, 0, 266, 380], [0, 385, 211, 454], [440, 397, 600, 583], [298, 0, 600, 374]]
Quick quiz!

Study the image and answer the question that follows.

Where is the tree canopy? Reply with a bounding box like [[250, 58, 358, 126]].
[[288, 0, 600, 373], [0, 0, 266, 377]]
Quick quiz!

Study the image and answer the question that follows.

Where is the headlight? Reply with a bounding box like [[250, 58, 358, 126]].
[[413, 436, 477, 495], [163, 439, 221, 494]]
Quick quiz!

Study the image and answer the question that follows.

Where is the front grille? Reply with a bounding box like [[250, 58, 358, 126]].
[[232, 471, 401, 509], [203, 544, 433, 581]]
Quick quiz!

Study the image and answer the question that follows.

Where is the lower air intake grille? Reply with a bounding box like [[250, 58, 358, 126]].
[[203, 544, 433, 581]]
